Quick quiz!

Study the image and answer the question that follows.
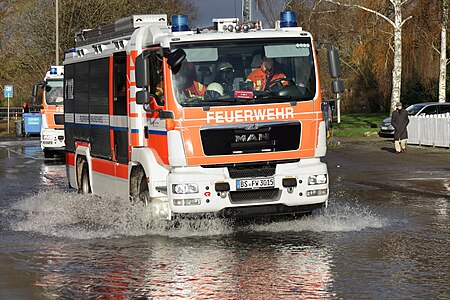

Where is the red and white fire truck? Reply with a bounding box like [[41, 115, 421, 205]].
[[32, 66, 65, 158], [63, 12, 344, 219]]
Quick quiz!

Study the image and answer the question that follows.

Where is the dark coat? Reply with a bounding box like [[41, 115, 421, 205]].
[[391, 108, 409, 140]]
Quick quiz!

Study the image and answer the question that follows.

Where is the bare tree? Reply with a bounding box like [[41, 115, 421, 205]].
[[438, 0, 448, 103], [256, 0, 292, 26], [0, 0, 198, 102], [325, 0, 413, 113]]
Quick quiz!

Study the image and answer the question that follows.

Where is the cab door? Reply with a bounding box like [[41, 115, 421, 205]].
[[145, 49, 170, 164], [111, 52, 129, 196]]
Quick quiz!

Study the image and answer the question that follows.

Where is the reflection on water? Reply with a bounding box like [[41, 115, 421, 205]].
[[26, 234, 335, 299], [4, 190, 390, 298], [22, 145, 42, 157], [40, 163, 68, 188], [4, 188, 448, 299]]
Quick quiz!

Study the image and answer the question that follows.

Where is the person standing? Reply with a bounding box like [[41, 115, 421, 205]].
[[22, 102, 29, 114], [391, 102, 409, 153]]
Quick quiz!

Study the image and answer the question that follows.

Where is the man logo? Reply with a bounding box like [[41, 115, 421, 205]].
[[245, 123, 260, 130], [235, 133, 270, 143]]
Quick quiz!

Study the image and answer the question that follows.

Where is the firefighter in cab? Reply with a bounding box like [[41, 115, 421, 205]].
[[214, 61, 235, 95], [176, 62, 206, 99], [247, 55, 286, 91]]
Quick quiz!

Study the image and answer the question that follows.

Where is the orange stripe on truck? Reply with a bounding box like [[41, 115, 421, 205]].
[[92, 158, 115, 177]]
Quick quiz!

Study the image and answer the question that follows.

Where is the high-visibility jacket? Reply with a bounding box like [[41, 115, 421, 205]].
[[184, 81, 206, 98], [247, 66, 286, 91], [155, 81, 164, 99]]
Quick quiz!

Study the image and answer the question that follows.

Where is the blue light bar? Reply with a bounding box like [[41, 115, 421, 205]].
[[172, 15, 189, 32], [49, 67, 57, 74], [280, 11, 297, 28]]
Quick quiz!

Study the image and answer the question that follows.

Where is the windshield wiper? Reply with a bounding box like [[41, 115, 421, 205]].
[[181, 97, 243, 107]]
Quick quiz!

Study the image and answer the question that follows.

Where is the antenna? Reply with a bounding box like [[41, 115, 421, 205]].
[[242, 0, 252, 22]]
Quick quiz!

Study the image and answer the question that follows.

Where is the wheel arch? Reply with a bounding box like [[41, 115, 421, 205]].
[[74, 146, 91, 191], [130, 147, 169, 198]]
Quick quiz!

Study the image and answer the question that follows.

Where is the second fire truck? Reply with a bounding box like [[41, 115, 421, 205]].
[[32, 66, 65, 158]]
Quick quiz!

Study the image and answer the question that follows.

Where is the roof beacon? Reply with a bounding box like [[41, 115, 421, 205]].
[[280, 11, 297, 28], [172, 15, 189, 32], [50, 66, 57, 75]]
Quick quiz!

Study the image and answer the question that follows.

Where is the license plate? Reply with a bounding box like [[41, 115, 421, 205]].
[[236, 177, 275, 190], [381, 126, 388, 130]]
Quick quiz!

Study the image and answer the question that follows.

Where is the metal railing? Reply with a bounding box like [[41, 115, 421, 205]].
[[0, 107, 23, 120], [0, 107, 41, 133], [408, 113, 450, 148]]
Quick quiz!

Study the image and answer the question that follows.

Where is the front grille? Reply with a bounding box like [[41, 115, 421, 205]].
[[230, 188, 281, 204], [201, 121, 301, 156], [202, 159, 299, 179], [228, 164, 276, 179], [54, 114, 64, 125]]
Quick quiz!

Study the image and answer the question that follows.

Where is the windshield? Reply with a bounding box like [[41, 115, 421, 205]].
[[44, 79, 63, 106], [171, 38, 316, 107], [406, 104, 425, 115]]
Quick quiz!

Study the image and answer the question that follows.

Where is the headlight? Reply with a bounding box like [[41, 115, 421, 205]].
[[172, 183, 199, 194], [306, 189, 328, 197], [308, 174, 327, 185]]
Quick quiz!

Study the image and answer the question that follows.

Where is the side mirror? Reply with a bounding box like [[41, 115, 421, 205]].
[[136, 52, 150, 88], [136, 90, 150, 105], [31, 84, 39, 98], [327, 48, 341, 78], [137, 90, 163, 106], [167, 49, 186, 69]]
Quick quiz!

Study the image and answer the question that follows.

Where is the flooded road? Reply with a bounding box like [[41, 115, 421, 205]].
[[0, 138, 448, 299]]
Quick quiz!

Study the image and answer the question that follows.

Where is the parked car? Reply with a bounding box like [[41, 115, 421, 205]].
[[379, 102, 450, 136]]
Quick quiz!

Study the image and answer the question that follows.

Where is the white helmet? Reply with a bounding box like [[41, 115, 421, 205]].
[[206, 82, 224, 95], [204, 82, 224, 100]]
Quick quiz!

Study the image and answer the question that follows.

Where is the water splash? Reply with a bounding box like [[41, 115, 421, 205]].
[[249, 201, 389, 233], [8, 190, 387, 239], [9, 189, 232, 239]]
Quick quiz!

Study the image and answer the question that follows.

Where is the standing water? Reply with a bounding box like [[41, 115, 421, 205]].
[[0, 140, 448, 299]]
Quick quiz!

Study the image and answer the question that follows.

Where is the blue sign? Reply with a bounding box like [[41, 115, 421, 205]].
[[4, 85, 13, 98]]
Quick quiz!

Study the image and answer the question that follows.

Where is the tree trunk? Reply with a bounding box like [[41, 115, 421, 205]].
[[390, 0, 403, 113], [439, 0, 448, 103]]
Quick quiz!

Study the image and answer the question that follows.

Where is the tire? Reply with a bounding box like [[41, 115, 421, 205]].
[[78, 163, 91, 194], [137, 175, 149, 205]]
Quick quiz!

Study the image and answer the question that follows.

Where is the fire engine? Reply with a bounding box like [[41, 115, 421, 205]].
[[32, 66, 65, 158], [63, 12, 344, 219]]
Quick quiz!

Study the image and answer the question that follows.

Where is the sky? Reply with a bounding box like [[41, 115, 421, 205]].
[[190, 0, 286, 28], [191, 0, 247, 27]]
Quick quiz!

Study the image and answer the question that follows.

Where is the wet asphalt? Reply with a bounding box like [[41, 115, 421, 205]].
[[325, 136, 450, 198], [0, 135, 448, 299]]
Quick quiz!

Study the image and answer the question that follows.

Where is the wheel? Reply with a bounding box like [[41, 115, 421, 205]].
[[137, 175, 150, 205], [78, 163, 91, 194]]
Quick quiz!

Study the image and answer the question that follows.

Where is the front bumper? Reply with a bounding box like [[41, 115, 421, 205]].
[[41, 129, 65, 150], [167, 158, 328, 215]]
